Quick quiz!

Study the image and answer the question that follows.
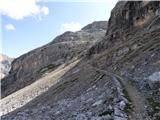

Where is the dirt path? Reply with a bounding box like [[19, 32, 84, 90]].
[[92, 67, 151, 120], [112, 73, 151, 120]]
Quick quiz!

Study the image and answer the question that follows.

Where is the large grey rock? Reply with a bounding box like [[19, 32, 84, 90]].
[[118, 101, 126, 111], [148, 72, 160, 89], [114, 116, 127, 120], [92, 100, 103, 107]]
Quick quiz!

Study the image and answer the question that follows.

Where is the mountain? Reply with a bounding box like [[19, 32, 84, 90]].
[[0, 54, 13, 79], [1, 21, 107, 98], [1, 1, 160, 120]]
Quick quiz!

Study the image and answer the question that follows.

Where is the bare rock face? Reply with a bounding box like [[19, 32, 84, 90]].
[[87, 1, 160, 56], [1, 21, 107, 98], [87, 1, 160, 78], [107, 1, 160, 34], [0, 54, 13, 79]]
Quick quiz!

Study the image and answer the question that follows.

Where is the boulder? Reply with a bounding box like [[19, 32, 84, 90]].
[[148, 72, 160, 89]]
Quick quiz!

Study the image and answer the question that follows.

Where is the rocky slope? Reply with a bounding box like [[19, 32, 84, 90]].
[[1, 21, 107, 98], [0, 54, 13, 79], [87, 1, 160, 119], [88, 1, 160, 91], [1, 1, 160, 120]]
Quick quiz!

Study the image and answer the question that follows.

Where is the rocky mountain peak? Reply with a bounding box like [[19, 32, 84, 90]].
[[51, 21, 107, 43], [82, 21, 107, 32]]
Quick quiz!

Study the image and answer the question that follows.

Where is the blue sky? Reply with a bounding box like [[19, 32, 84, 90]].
[[0, 0, 117, 58]]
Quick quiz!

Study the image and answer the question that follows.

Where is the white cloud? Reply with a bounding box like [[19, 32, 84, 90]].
[[41, 6, 49, 16], [5, 24, 16, 31], [0, 0, 49, 20], [60, 22, 82, 33]]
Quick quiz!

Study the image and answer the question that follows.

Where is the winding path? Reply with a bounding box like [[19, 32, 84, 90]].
[[92, 67, 151, 120]]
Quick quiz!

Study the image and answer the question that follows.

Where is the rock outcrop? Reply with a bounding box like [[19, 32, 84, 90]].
[[88, 1, 160, 56], [148, 72, 160, 89], [107, 1, 160, 34], [0, 54, 13, 79]]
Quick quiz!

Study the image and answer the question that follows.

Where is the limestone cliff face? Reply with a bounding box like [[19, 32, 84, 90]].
[[107, 1, 160, 34], [88, 1, 160, 56], [1, 21, 107, 98]]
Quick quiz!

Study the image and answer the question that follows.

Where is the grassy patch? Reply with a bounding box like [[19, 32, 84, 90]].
[[38, 64, 58, 74], [122, 88, 132, 103], [98, 110, 113, 116], [122, 88, 133, 113], [116, 75, 133, 113], [147, 97, 160, 117], [116, 75, 132, 103], [123, 102, 133, 113], [47, 64, 55, 69]]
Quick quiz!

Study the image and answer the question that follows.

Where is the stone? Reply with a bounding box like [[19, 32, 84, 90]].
[[156, 8, 160, 16], [91, 116, 103, 120], [114, 116, 127, 120], [148, 72, 160, 89], [76, 114, 88, 120], [114, 107, 127, 118], [118, 101, 126, 110], [92, 100, 103, 107], [86, 98, 93, 103], [117, 47, 129, 56], [131, 44, 138, 50]]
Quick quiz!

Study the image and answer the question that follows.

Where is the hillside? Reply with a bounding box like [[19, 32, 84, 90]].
[[1, 21, 107, 98], [1, 1, 160, 120]]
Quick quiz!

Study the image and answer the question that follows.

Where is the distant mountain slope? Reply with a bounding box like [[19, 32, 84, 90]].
[[0, 54, 13, 79], [1, 21, 107, 98]]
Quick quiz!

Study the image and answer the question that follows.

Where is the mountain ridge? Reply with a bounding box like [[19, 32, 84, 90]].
[[1, 21, 107, 98]]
